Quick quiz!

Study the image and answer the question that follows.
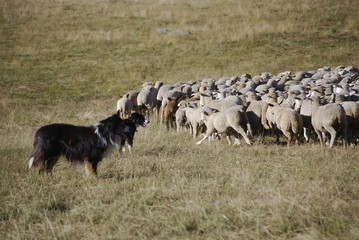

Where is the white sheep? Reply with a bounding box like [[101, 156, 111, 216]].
[[262, 95, 303, 146], [199, 92, 243, 111], [310, 95, 347, 148], [334, 94, 359, 145], [246, 100, 265, 135], [137, 85, 156, 118], [195, 106, 252, 146], [185, 104, 215, 139], [156, 84, 175, 104], [175, 100, 188, 132], [116, 94, 133, 119], [124, 90, 139, 112], [294, 95, 313, 142], [267, 105, 303, 146]]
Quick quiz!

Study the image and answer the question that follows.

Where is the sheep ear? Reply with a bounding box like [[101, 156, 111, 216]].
[[126, 93, 130, 98]]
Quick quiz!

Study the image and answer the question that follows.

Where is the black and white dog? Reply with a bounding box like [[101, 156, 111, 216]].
[[28, 112, 126, 176], [119, 112, 149, 153]]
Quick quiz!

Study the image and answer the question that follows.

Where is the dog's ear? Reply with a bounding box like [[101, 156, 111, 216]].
[[116, 110, 121, 117]]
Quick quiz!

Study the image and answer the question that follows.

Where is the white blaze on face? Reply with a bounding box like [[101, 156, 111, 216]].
[[143, 118, 149, 126]]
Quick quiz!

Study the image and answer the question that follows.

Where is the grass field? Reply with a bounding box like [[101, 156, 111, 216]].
[[1, 0, 359, 239]]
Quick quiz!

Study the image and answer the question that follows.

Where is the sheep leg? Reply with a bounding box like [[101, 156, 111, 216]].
[[282, 130, 293, 147], [232, 125, 252, 145], [303, 127, 309, 142], [314, 129, 324, 147], [287, 132, 293, 147], [192, 124, 198, 139], [196, 135, 209, 145], [176, 122, 181, 132], [234, 138, 241, 146], [341, 125, 348, 148], [321, 132, 329, 146], [325, 126, 337, 148], [188, 123, 193, 135], [233, 133, 241, 146], [246, 123, 253, 138], [159, 106, 164, 124], [156, 100, 161, 121], [226, 135, 232, 145]]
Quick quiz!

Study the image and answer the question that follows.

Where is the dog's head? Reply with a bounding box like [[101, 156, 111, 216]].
[[129, 112, 149, 127], [96, 112, 125, 138]]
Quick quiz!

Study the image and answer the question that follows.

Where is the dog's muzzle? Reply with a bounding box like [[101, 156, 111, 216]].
[[141, 119, 150, 127]]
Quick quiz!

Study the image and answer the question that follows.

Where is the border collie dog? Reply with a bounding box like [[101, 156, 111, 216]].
[[28, 112, 125, 176], [120, 112, 149, 153]]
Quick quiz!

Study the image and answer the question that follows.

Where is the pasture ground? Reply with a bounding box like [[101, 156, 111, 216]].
[[1, 0, 359, 239]]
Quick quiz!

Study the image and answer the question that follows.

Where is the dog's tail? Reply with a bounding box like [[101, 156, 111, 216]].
[[28, 136, 46, 170], [28, 156, 35, 169], [28, 148, 44, 169]]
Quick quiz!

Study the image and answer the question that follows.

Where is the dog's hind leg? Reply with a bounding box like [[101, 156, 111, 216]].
[[28, 147, 48, 173], [84, 159, 98, 177], [44, 156, 61, 173]]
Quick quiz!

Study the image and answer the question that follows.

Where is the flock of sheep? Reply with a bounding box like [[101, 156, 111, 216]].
[[117, 65, 359, 148]]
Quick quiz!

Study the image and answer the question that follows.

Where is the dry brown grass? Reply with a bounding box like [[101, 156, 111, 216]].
[[1, 0, 359, 239], [1, 120, 359, 239]]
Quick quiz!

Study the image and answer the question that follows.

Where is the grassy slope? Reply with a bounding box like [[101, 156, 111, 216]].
[[1, 0, 359, 239]]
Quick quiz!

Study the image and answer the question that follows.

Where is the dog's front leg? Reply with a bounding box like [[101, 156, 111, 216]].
[[84, 160, 97, 177]]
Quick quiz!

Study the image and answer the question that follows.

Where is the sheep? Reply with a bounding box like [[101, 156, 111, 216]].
[[334, 94, 359, 145], [294, 94, 314, 142], [142, 81, 163, 116], [198, 90, 215, 106], [116, 94, 133, 119], [137, 85, 156, 118], [185, 104, 215, 139], [255, 77, 277, 94], [175, 100, 188, 132], [199, 92, 243, 111], [309, 95, 348, 148], [150, 81, 163, 116], [246, 100, 265, 135], [125, 90, 139, 112], [262, 95, 303, 146], [267, 105, 303, 146], [163, 97, 180, 130], [160, 89, 185, 124], [340, 101, 359, 145], [195, 106, 252, 146], [156, 84, 175, 114]]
